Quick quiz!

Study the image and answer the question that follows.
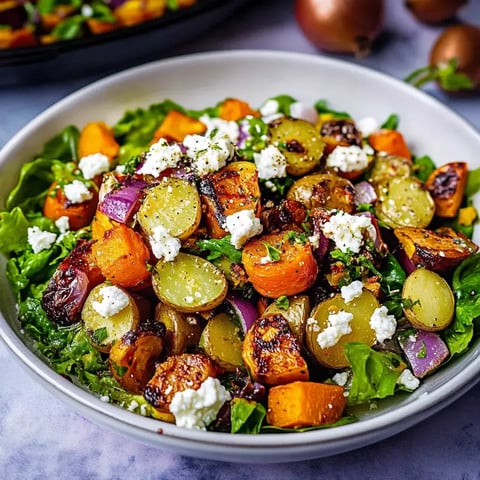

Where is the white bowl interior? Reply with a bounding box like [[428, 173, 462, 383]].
[[1, 50, 479, 463]]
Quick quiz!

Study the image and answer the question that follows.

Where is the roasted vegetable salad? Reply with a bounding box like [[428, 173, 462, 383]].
[[1, 94, 480, 433], [0, 0, 200, 50]]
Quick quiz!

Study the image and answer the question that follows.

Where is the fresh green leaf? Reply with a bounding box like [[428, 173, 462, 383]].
[[262, 241, 281, 261], [0, 207, 30, 255], [196, 235, 242, 264], [380, 114, 399, 130], [52, 15, 85, 40], [345, 342, 405, 405], [275, 295, 290, 310], [466, 167, 480, 198], [412, 155, 436, 182], [314, 99, 351, 119], [260, 415, 357, 433], [267, 95, 297, 116], [230, 398, 266, 434]]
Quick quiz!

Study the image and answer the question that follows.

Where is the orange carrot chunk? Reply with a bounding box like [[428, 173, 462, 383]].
[[218, 98, 260, 121], [242, 230, 318, 298], [91, 224, 151, 288], [78, 121, 120, 161], [266, 381, 347, 428], [151, 110, 207, 144], [368, 129, 411, 161]]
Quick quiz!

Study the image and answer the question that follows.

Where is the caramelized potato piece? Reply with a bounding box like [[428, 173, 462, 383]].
[[425, 162, 468, 218], [242, 313, 309, 386], [143, 353, 217, 413], [109, 322, 166, 394], [286, 172, 356, 213], [155, 303, 202, 357], [394, 226, 478, 274], [319, 118, 362, 153], [198, 161, 261, 239]]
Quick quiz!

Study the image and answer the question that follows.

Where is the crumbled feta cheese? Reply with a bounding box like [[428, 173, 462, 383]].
[[150, 225, 181, 261], [316, 310, 353, 349], [356, 116, 379, 137], [326, 145, 369, 173], [183, 134, 234, 175], [54, 216, 70, 234], [199, 114, 240, 144], [224, 209, 263, 249], [27, 226, 57, 254], [137, 138, 183, 177], [289, 101, 318, 124], [260, 99, 280, 116], [78, 153, 110, 180], [81, 4, 93, 16], [332, 371, 350, 387], [169, 377, 231, 430], [92, 285, 129, 317], [397, 368, 420, 391], [341, 280, 364, 304], [322, 210, 373, 253], [63, 180, 94, 204], [253, 145, 287, 179], [369, 306, 397, 343]]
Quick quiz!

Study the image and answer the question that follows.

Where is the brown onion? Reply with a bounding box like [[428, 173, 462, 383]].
[[294, 0, 385, 57], [430, 24, 480, 91], [405, 0, 467, 25]]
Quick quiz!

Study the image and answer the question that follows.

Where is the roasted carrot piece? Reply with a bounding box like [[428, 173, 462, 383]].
[[91, 223, 151, 288], [151, 110, 207, 144], [86, 19, 119, 35], [43, 181, 98, 230], [218, 98, 260, 121], [368, 129, 411, 161], [242, 230, 318, 298], [266, 381, 347, 428], [200, 161, 261, 238], [91, 209, 119, 241], [78, 121, 120, 161]]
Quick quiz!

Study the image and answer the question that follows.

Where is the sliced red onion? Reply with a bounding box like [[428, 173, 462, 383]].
[[398, 329, 449, 378], [394, 246, 416, 275], [236, 121, 251, 148], [99, 178, 147, 224], [355, 180, 377, 206], [225, 295, 259, 333]]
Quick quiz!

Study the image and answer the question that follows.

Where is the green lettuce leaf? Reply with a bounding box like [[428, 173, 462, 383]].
[[230, 398, 266, 434], [345, 342, 405, 405]]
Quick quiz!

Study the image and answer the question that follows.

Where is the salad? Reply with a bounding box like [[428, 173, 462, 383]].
[[1, 94, 479, 434], [0, 0, 200, 50]]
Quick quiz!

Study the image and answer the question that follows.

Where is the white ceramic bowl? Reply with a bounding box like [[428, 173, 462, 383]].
[[1, 50, 479, 463]]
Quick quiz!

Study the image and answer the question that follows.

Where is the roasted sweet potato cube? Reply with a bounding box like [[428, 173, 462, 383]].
[[425, 162, 468, 218], [143, 353, 217, 413], [242, 313, 309, 386], [394, 226, 478, 274]]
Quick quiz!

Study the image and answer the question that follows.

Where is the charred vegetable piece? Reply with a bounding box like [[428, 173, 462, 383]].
[[242, 313, 309, 386], [138, 177, 201, 240], [200, 312, 244, 372], [143, 353, 217, 413], [268, 117, 325, 176], [260, 199, 307, 233], [198, 161, 261, 239], [286, 172, 356, 213], [155, 303, 202, 357], [41, 240, 104, 326], [375, 176, 435, 228], [266, 381, 346, 428], [242, 230, 318, 298], [425, 162, 468, 218], [306, 289, 379, 369], [262, 295, 310, 346], [109, 321, 166, 394], [402, 268, 455, 331], [319, 118, 363, 153], [397, 329, 449, 378], [78, 121, 120, 161], [394, 226, 478, 274], [43, 181, 98, 231], [82, 282, 141, 352], [368, 129, 411, 161], [152, 252, 228, 312]]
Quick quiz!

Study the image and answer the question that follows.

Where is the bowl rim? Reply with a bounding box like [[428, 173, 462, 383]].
[[1, 49, 479, 460]]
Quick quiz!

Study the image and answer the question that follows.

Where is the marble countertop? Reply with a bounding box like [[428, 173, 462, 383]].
[[1, 1, 480, 478]]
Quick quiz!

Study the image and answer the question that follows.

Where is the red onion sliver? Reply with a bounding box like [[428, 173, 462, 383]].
[[225, 295, 259, 333]]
